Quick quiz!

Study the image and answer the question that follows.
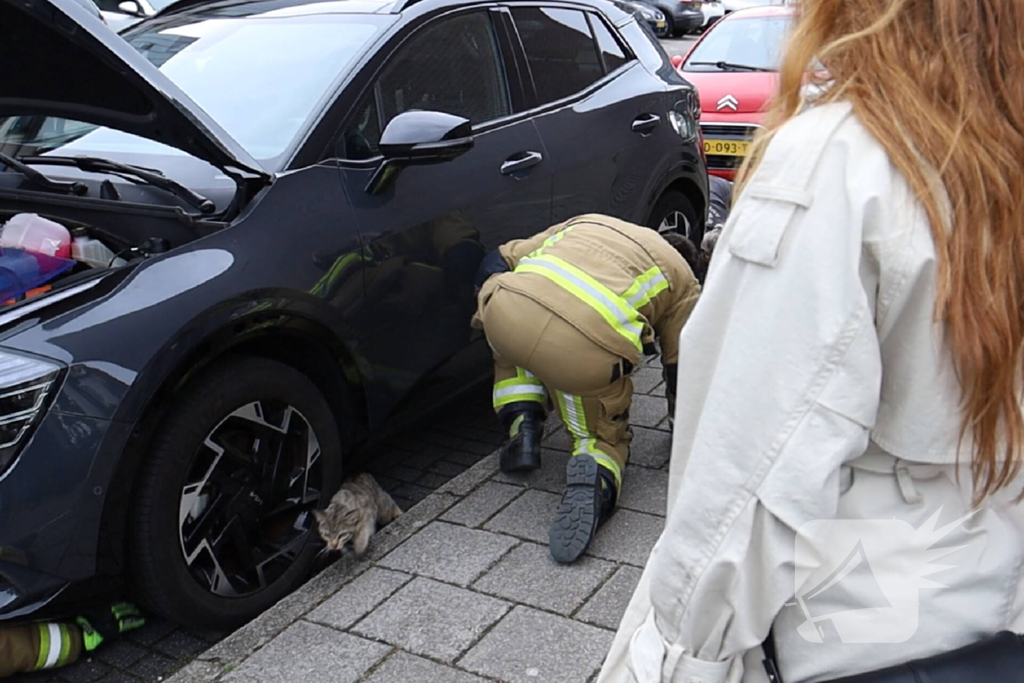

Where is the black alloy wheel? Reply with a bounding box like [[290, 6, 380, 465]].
[[648, 189, 701, 246], [130, 356, 345, 629]]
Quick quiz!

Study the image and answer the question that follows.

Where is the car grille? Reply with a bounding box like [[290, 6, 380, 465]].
[[700, 123, 760, 139]]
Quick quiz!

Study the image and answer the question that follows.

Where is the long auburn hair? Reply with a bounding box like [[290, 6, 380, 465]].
[[738, 0, 1024, 502]]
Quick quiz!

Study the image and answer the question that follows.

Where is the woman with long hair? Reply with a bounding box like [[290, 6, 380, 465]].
[[599, 0, 1024, 681]]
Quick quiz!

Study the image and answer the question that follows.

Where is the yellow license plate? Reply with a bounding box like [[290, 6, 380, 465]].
[[656, 20, 666, 27], [703, 138, 749, 157], [693, 1, 702, 7]]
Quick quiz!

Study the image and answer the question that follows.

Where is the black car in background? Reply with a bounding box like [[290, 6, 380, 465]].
[[612, 0, 668, 36], [0, 0, 706, 629], [637, 0, 703, 35]]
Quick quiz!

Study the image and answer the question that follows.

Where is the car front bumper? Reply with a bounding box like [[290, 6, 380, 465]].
[[669, 7, 705, 30], [0, 406, 130, 621]]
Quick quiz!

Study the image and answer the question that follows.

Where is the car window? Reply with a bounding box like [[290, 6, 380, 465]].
[[511, 7, 604, 105], [383, 14, 509, 124], [343, 96, 382, 161], [588, 13, 630, 73], [683, 15, 791, 72]]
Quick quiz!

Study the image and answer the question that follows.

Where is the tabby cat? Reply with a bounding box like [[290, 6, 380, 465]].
[[313, 473, 403, 556]]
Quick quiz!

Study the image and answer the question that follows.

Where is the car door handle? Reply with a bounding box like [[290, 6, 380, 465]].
[[500, 151, 543, 176], [631, 113, 661, 133]]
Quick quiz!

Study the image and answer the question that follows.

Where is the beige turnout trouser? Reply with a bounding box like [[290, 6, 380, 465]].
[[0, 623, 82, 678], [482, 287, 632, 489]]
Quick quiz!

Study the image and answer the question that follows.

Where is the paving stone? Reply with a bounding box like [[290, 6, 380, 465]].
[[617, 466, 669, 516], [576, 565, 644, 630], [459, 606, 614, 683], [415, 472, 450, 489], [379, 521, 517, 586], [445, 450, 491, 467], [493, 449, 570, 493], [95, 674, 142, 683], [154, 631, 209, 659], [544, 427, 573, 453], [96, 640, 148, 668], [438, 455, 499, 497], [163, 659, 222, 683], [372, 474, 402, 493], [484, 488, 562, 544], [455, 438, 500, 455], [354, 577, 510, 663], [473, 542, 615, 615], [631, 367, 664, 394], [57, 658, 111, 683], [586, 509, 663, 567], [126, 620, 178, 647], [385, 465, 424, 485], [224, 621, 388, 683], [306, 567, 412, 630], [428, 460, 468, 477], [402, 447, 448, 470], [129, 653, 178, 681], [440, 481, 523, 528], [362, 652, 487, 683], [391, 483, 433, 505], [630, 394, 668, 428], [628, 426, 672, 469], [652, 381, 666, 397]]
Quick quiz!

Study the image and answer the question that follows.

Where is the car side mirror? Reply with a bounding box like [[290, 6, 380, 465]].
[[366, 111, 474, 195], [117, 0, 145, 15]]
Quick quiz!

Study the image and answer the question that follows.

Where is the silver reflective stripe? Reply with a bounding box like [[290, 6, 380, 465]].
[[518, 258, 644, 340], [44, 623, 61, 669], [494, 384, 545, 399], [626, 273, 668, 307]]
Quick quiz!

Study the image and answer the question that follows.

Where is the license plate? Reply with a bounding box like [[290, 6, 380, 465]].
[[703, 138, 749, 157], [656, 20, 666, 28], [693, 1, 702, 7]]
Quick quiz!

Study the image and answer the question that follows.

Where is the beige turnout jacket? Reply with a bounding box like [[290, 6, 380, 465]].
[[600, 102, 1024, 682]]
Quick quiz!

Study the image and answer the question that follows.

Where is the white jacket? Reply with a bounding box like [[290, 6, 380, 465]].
[[600, 102, 1024, 683]]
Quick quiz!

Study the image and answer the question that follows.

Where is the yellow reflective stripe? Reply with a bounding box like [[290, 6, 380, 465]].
[[34, 624, 49, 671], [516, 255, 644, 352], [578, 442, 622, 490], [493, 367, 547, 408], [56, 624, 72, 667], [622, 266, 670, 309], [528, 226, 575, 258], [556, 392, 587, 438]]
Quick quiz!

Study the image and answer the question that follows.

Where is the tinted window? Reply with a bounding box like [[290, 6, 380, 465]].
[[343, 96, 381, 161], [683, 16, 791, 72], [512, 8, 603, 104], [377, 13, 510, 127], [588, 14, 629, 73]]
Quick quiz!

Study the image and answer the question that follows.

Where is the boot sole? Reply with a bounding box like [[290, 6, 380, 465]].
[[549, 455, 602, 564]]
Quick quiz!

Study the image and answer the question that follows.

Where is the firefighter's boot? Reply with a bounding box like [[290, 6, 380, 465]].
[[499, 411, 543, 473], [548, 454, 617, 564]]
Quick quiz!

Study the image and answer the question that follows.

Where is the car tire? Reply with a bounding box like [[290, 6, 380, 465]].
[[664, 15, 676, 37], [129, 355, 346, 630], [648, 189, 702, 246]]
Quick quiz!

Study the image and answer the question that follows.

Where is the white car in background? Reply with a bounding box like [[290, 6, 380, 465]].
[[723, 0, 785, 13], [701, 0, 724, 30]]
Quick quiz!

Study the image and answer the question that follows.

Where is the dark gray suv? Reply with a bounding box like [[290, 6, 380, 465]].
[[0, 0, 706, 629]]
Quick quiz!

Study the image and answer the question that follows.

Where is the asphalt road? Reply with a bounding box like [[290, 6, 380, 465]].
[[659, 34, 699, 58]]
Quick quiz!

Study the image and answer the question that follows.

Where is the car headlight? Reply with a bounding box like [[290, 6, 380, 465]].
[[653, 8, 666, 20], [0, 350, 62, 473], [668, 110, 697, 140]]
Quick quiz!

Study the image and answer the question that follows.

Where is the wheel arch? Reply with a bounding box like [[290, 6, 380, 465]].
[[96, 311, 368, 578]]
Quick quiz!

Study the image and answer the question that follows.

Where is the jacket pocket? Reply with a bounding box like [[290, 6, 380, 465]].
[[727, 184, 812, 268]]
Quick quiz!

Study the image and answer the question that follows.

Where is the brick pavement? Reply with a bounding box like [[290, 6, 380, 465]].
[[10, 385, 504, 683], [165, 358, 672, 683]]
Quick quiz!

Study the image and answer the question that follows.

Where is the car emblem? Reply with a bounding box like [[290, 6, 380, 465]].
[[716, 94, 739, 111]]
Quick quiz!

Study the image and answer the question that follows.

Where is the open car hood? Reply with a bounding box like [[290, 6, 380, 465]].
[[0, 0, 268, 180]]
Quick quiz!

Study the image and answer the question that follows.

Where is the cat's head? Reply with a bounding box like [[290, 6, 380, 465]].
[[313, 498, 362, 552]]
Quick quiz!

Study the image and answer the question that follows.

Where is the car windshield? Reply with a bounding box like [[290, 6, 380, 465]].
[[0, 11, 389, 168], [684, 15, 790, 72]]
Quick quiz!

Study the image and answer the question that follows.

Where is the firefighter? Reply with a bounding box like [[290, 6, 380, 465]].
[[473, 214, 701, 563], [0, 602, 144, 678]]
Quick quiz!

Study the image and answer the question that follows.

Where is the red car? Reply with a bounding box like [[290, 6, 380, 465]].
[[673, 5, 793, 179]]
